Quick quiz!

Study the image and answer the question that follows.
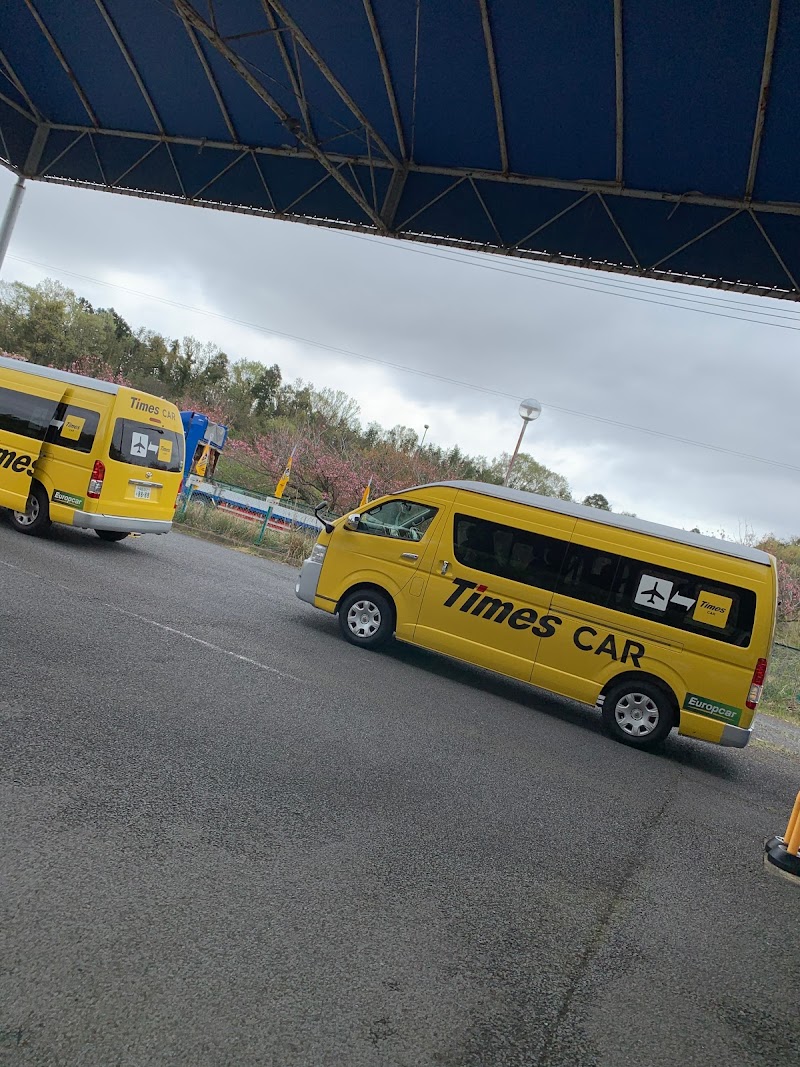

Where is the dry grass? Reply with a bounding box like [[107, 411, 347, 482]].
[[176, 499, 318, 565], [762, 643, 800, 727], [282, 524, 318, 566]]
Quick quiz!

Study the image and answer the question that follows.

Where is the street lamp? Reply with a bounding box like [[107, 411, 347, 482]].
[[419, 424, 430, 449], [503, 398, 542, 487]]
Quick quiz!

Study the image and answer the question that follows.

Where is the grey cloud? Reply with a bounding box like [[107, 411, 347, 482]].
[[2, 170, 797, 537]]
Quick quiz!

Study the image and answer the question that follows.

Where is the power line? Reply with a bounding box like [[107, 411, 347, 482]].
[[349, 234, 800, 330], [352, 233, 800, 318], [461, 252, 800, 319], [413, 241, 800, 316], [6, 252, 799, 474]]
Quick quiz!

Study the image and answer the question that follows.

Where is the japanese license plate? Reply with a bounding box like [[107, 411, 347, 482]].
[[134, 484, 151, 500]]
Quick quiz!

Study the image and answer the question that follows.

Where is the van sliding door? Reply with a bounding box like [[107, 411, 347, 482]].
[[0, 380, 66, 512], [415, 498, 575, 681]]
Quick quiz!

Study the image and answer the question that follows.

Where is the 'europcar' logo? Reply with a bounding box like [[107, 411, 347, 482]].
[[0, 447, 34, 475]]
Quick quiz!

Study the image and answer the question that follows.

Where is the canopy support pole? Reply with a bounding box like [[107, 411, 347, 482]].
[[0, 176, 25, 274]]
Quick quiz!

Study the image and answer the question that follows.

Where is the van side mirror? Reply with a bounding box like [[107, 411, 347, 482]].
[[313, 500, 335, 534], [345, 513, 360, 530]]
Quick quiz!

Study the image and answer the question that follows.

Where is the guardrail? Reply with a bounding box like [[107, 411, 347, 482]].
[[180, 477, 323, 534]]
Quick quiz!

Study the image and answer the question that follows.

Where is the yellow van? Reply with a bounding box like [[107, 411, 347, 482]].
[[297, 481, 777, 749], [0, 355, 185, 541]]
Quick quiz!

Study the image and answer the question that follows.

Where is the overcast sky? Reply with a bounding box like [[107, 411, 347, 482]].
[[1, 168, 797, 539]]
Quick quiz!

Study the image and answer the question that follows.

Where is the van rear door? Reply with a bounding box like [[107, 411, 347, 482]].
[[0, 378, 66, 511], [99, 417, 185, 520]]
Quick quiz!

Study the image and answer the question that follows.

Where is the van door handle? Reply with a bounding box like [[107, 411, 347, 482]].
[[400, 552, 419, 561], [441, 560, 450, 574]]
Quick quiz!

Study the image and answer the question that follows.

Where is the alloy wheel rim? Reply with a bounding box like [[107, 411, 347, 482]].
[[614, 692, 660, 737], [14, 495, 39, 526], [347, 599, 381, 638]]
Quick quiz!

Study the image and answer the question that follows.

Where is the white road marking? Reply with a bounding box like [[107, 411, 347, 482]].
[[1, 558, 304, 683]]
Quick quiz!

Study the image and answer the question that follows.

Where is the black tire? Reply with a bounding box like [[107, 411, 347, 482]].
[[10, 482, 51, 536], [338, 588, 395, 650], [95, 530, 129, 542], [601, 679, 676, 748]]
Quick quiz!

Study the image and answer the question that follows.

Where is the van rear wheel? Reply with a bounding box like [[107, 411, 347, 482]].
[[95, 530, 129, 542], [601, 680, 676, 749], [10, 483, 50, 536], [339, 588, 395, 650]]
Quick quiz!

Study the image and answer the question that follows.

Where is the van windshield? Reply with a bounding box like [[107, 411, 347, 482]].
[[110, 419, 185, 474]]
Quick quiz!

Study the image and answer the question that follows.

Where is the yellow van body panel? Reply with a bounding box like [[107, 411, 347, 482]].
[[299, 481, 778, 750], [534, 517, 775, 735], [315, 486, 455, 640], [0, 370, 67, 512], [414, 490, 575, 681], [0, 357, 184, 535]]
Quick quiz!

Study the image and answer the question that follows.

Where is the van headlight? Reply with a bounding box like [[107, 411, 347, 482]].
[[309, 543, 327, 564]]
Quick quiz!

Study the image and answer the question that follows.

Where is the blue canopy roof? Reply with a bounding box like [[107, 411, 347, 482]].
[[1, 1, 798, 298]]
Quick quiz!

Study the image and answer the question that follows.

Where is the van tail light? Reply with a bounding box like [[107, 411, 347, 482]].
[[87, 460, 105, 499], [746, 657, 768, 710]]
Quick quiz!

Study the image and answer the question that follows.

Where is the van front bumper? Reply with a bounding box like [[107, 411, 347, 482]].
[[71, 511, 172, 535], [296, 558, 322, 604]]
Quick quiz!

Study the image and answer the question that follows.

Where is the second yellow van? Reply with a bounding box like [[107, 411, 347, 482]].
[[297, 481, 777, 750], [0, 355, 185, 541]]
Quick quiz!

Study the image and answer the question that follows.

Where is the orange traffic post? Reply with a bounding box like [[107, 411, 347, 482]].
[[764, 790, 800, 885], [786, 791, 800, 856]]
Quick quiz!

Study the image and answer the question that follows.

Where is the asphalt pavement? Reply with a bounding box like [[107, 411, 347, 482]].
[[1, 521, 799, 1067]]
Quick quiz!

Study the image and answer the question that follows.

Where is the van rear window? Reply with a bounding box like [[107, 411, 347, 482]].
[[110, 419, 184, 474], [0, 386, 59, 442], [560, 544, 757, 647]]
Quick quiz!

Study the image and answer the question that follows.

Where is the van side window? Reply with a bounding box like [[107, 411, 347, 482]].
[[609, 561, 756, 646], [453, 514, 568, 591], [558, 549, 757, 646], [559, 544, 620, 606], [45, 404, 100, 454], [356, 500, 438, 541], [0, 386, 59, 442]]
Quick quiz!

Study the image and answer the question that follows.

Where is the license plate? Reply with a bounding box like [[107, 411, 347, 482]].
[[134, 485, 151, 500]]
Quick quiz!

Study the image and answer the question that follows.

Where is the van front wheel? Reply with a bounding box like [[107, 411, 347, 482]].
[[10, 483, 51, 536], [601, 680, 676, 748], [339, 588, 395, 650]]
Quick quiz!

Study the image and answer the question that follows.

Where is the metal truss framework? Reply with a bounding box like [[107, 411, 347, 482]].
[[1, 0, 798, 299]]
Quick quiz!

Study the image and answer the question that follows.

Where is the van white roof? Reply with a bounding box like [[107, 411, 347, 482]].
[[0, 354, 120, 395], [417, 480, 772, 566]]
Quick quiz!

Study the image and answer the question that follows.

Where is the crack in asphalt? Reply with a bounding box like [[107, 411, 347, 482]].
[[535, 774, 681, 1067]]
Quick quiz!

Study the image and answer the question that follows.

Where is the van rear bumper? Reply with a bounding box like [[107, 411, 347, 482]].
[[719, 724, 753, 748], [679, 708, 752, 748], [71, 511, 172, 535]]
